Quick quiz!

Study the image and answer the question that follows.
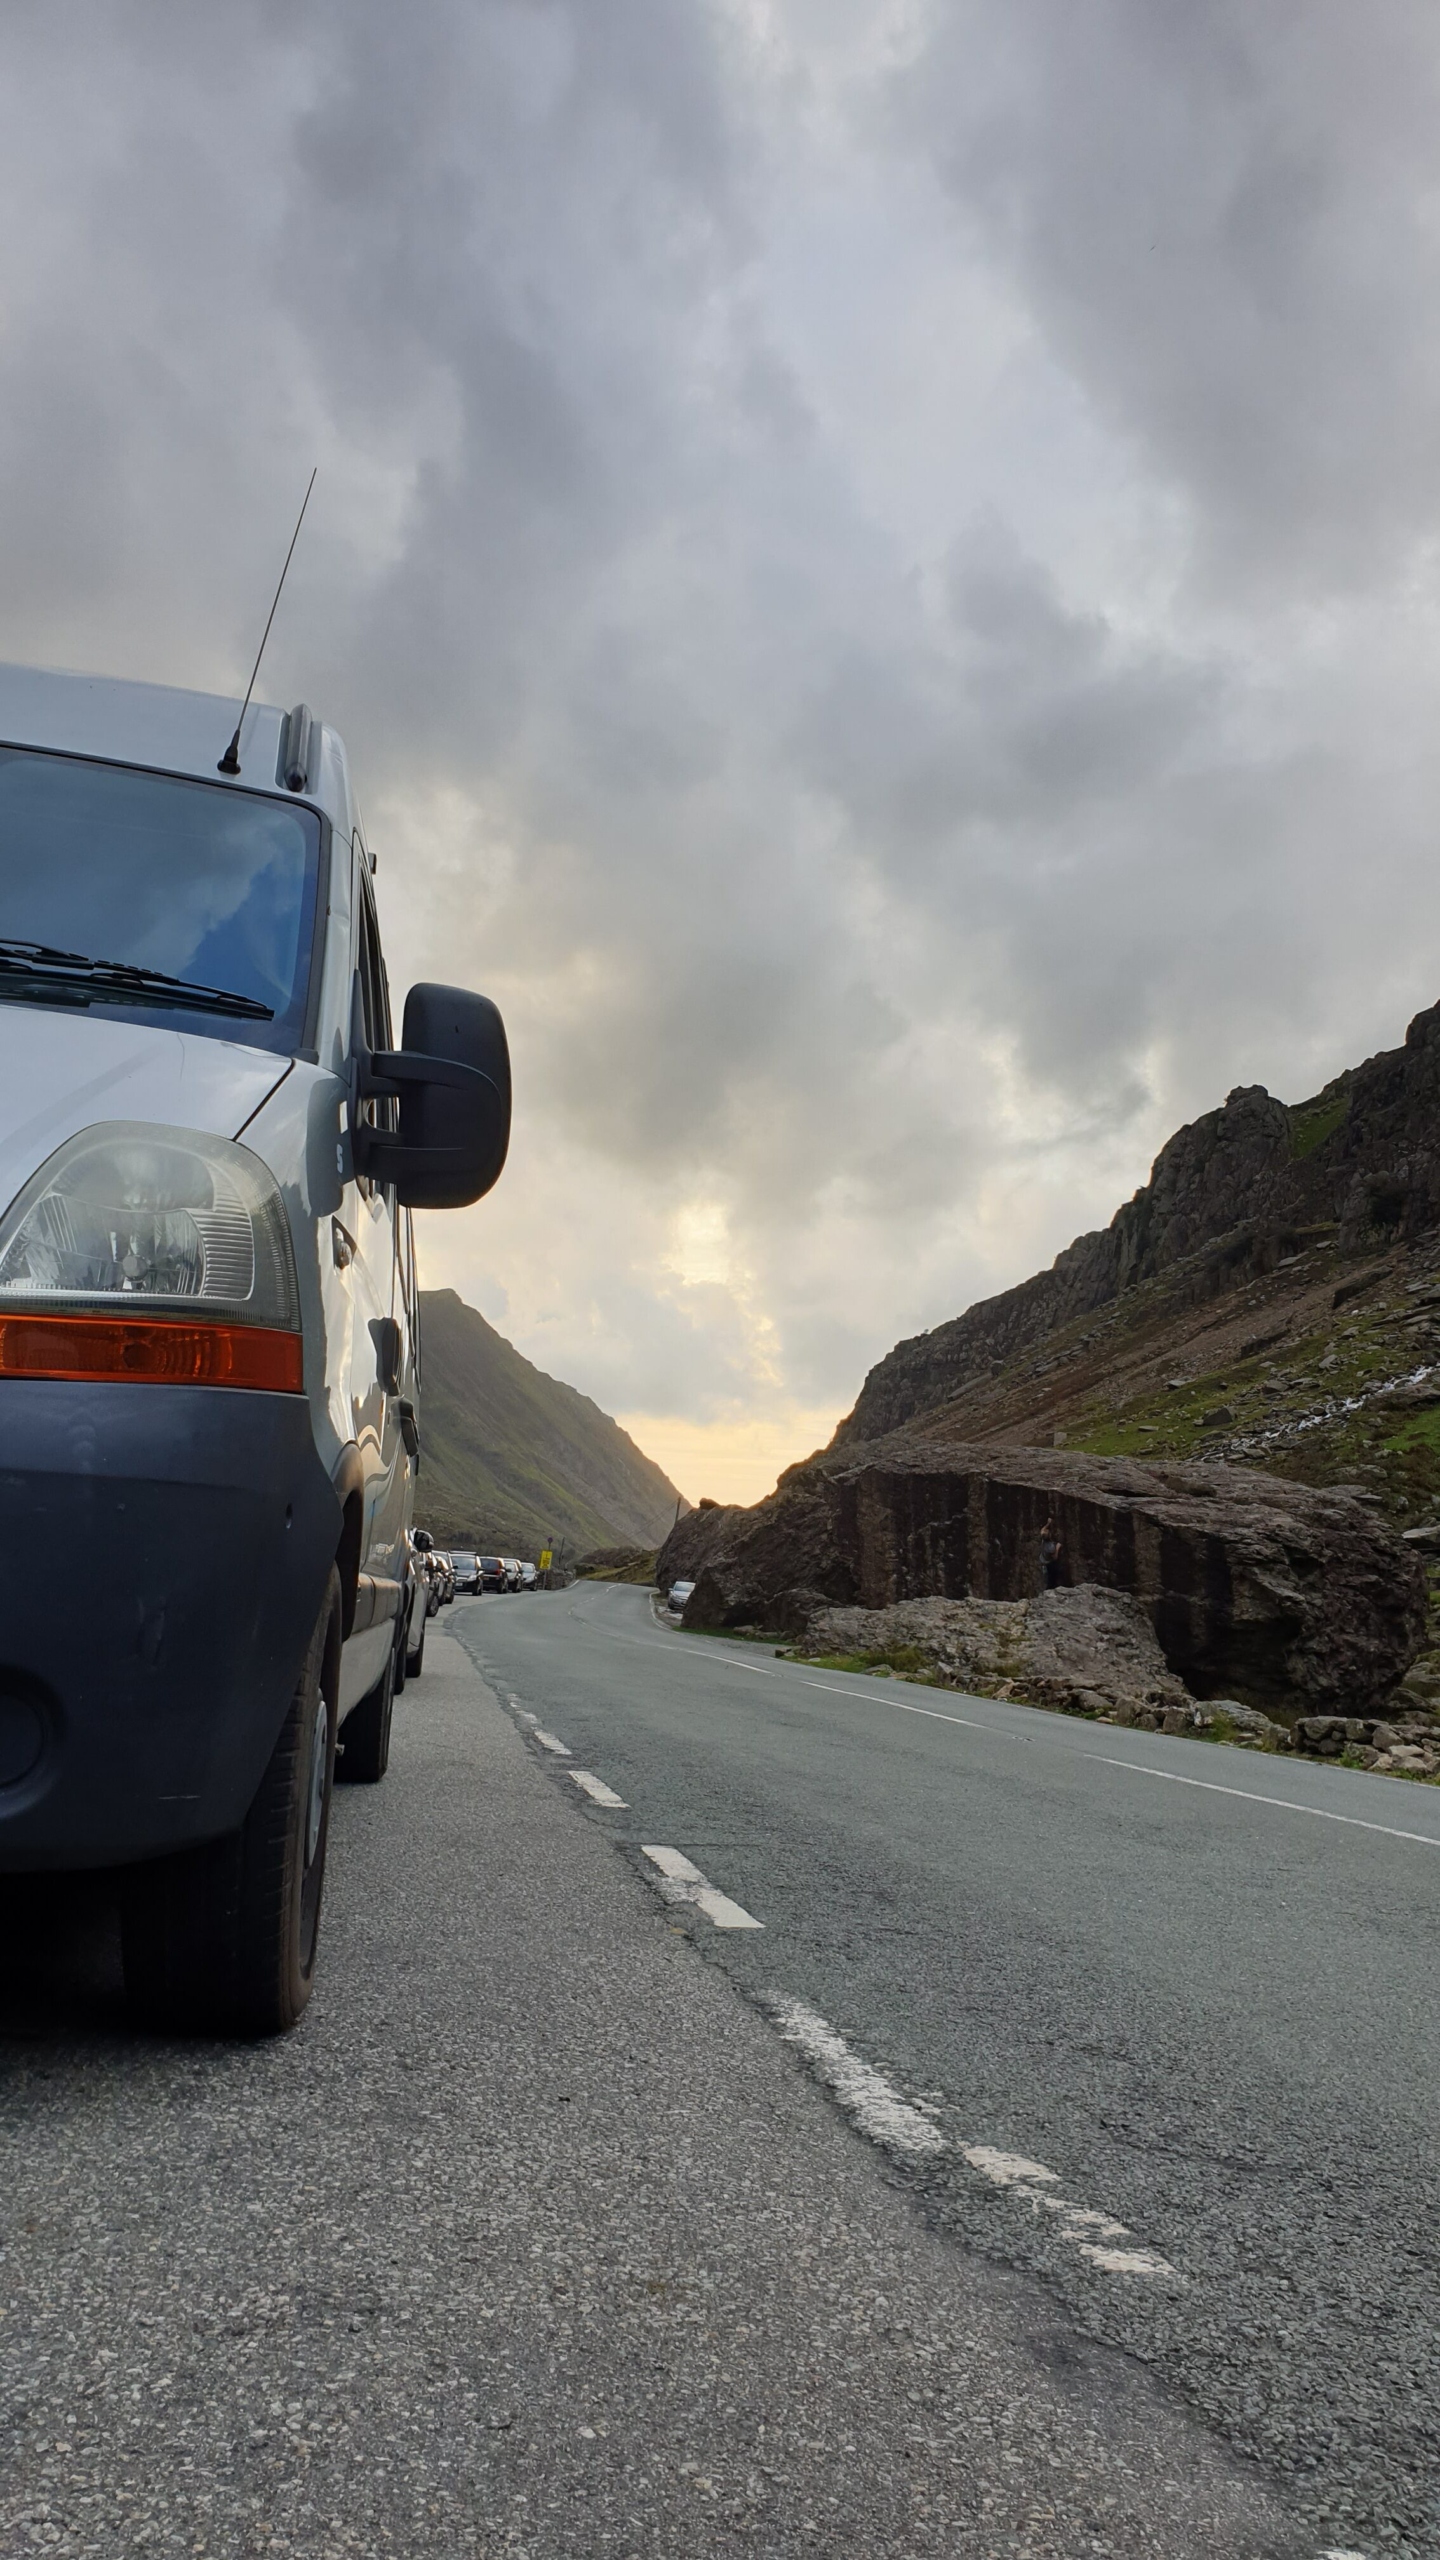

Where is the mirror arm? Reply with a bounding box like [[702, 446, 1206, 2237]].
[[350, 1040, 503, 1179], [365, 1050, 503, 1104]]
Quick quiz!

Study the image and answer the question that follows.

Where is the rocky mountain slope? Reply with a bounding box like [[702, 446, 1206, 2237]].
[[416, 1289, 682, 1557], [833, 998, 1440, 1530], [657, 999, 1440, 1750]]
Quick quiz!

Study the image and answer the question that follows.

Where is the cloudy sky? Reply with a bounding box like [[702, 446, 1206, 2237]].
[[5, 0, 1440, 1499]]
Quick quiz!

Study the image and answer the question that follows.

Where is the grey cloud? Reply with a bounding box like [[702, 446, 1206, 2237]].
[[901, 0, 1440, 590], [1, 0, 1438, 1432]]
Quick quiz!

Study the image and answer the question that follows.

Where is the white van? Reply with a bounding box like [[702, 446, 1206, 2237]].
[[0, 665, 510, 2033]]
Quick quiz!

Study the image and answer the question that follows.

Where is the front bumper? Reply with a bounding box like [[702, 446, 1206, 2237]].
[[0, 1381, 340, 1869]]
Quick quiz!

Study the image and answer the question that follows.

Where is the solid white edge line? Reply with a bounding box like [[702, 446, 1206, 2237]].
[[803, 1679, 989, 1729], [596, 1624, 781, 1675], [533, 1729, 572, 1757], [805, 1682, 1440, 1851], [1092, 1754, 1440, 1848]]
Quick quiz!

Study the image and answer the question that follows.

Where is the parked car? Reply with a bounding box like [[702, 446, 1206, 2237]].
[[0, 663, 512, 2034], [430, 1552, 455, 1609], [449, 1551, 479, 1593], [668, 1579, 697, 1612], [478, 1556, 508, 1592], [518, 1561, 538, 1591]]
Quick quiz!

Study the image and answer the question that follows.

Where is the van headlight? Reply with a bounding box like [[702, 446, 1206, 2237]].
[[0, 1124, 303, 1390]]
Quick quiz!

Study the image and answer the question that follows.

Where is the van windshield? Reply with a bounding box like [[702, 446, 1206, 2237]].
[[0, 748, 322, 1055]]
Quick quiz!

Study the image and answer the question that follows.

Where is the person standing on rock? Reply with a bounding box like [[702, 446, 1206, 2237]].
[[1039, 1518, 1064, 1591]]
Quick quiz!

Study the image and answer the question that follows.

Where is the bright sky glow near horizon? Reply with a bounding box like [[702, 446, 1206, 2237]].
[[6, 3, 1440, 1507]]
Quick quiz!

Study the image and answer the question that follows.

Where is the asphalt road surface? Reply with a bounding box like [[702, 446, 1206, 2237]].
[[450, 1580, 1440, 2560], [0, 1595, 1421, 2558]]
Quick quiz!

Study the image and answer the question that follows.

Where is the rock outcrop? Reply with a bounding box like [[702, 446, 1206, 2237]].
[[657, 1439, 1425, 1714], [837, 999, 1440, 1449], [802, 1586, 1192, 1723]]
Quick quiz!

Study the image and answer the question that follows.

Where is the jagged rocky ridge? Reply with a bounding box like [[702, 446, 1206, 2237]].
[[837, 999, 1440, 1461]]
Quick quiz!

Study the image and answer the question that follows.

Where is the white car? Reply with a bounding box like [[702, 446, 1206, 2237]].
[[0, 663, 510, 2034], [668, 1579, 697, 1612]]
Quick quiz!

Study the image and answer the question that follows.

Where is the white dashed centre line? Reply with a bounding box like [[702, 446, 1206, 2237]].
[[771, 2003, 1177, 2279], [772, 1999, 945, 2158], [640, 1846, 763, 1930], [959, 2143, 1177, 2279], [570, 1770, 628, 1808]]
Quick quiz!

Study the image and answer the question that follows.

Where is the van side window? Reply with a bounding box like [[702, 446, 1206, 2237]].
[[356, 871, 397, 1154], [357, 873, 392, 1051]]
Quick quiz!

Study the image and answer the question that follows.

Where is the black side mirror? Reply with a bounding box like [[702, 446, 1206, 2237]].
[[413, 1529, 434, 1552], [351, 981, 511, 1208]]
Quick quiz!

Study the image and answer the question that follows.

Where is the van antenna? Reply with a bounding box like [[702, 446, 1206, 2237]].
[[217, 466, 318, 775]]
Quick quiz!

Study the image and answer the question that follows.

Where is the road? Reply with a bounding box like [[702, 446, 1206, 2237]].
[[1, 1613, 1326, 2559], [450, 1579, 1440, 2560]]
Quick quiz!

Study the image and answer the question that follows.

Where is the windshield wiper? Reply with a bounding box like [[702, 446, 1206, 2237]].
[[0, 939, 274, 1022]]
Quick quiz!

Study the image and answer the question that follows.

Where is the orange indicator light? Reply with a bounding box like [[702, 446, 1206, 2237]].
[[0, 1312, 304, 1392]]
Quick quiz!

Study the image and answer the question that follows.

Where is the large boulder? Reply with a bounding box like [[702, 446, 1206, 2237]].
[[667, 1438, 1425, 1714], [805, 1586, 1193, 1722], [655, 1503, 746, 1593]]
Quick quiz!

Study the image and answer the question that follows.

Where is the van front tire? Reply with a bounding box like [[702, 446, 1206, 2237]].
[[121, 1568, 341, 2037]]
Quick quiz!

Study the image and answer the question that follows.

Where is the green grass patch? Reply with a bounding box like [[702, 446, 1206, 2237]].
[[1289, 1084, 1351, 1160], [800, 1645, 935, 1676], [1382, 1405, 1440, 1457]]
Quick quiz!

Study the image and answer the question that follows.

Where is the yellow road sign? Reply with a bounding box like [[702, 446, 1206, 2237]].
[[538, 1549, 553, 1571]]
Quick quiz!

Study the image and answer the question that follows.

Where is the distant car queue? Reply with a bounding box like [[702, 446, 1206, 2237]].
[[405, 1538, 543, 1638]]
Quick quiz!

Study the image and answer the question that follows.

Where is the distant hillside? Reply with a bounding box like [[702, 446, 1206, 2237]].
[[414, 1289, 682, 1557], [830, 998, 1440, 1528]]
